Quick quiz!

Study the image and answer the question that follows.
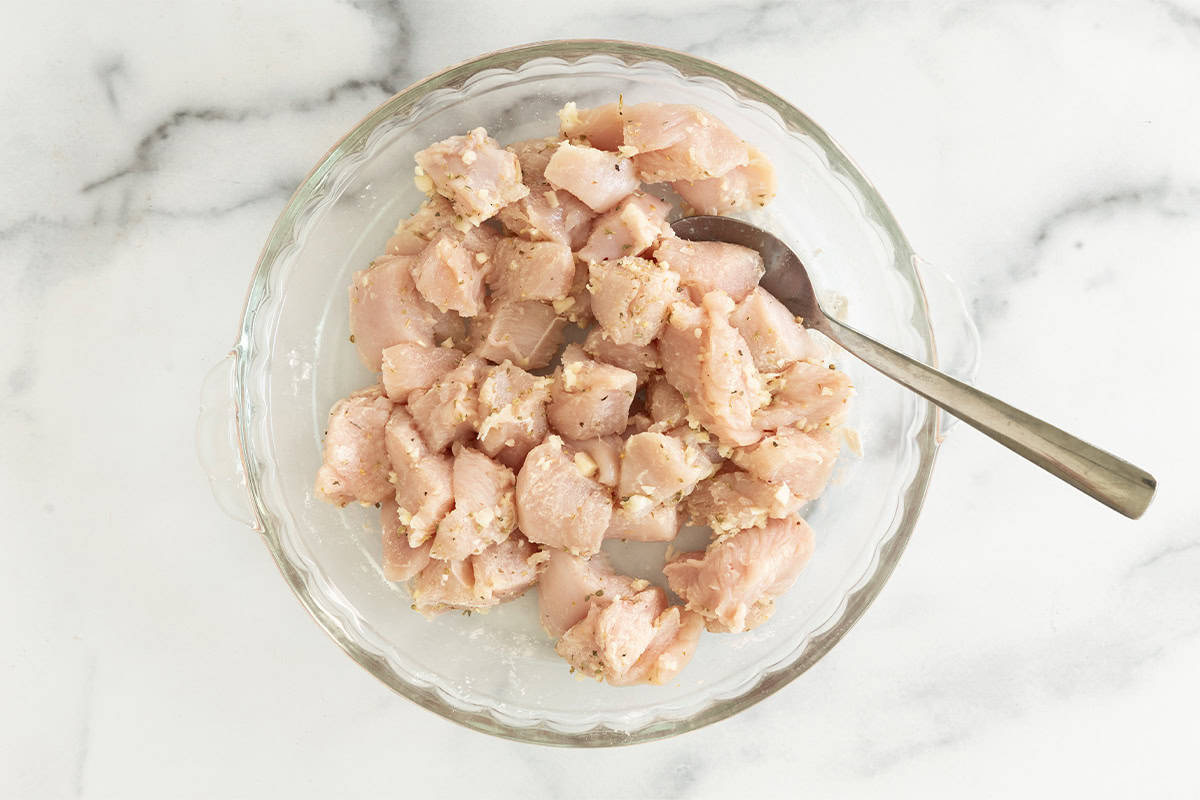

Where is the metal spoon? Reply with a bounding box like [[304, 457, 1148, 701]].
[[671, 215, 1157, 519]]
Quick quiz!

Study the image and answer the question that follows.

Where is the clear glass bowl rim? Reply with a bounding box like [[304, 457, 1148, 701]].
[[229, 39, 940, 747]]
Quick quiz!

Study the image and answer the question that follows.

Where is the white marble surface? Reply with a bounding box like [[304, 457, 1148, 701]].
[[3, 1, 1198, 797]]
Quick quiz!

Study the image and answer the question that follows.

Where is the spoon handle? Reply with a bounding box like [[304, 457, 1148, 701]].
[[821, 316, 1157, 518]]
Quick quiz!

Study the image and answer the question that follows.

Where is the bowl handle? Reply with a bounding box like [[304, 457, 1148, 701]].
[[912, 255, 982, 441], [196, 352, 260, 529]]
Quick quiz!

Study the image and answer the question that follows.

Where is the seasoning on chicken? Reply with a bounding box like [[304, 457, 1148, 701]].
[[618, 431, 718, 507], [383, 406, 454, 546], [414, 127, 529, 228], [547, 345, 638, 439], [562, 435, 623, 487], [380, 342, 464, 401], [581, 328, 660, 385], [730, 427, 840, 500], [653, 238, 764, 304], [386, 194, 455, 255], [380, 496, 433, 581], [587, 255, 681, 347], [544, 143, 640, 213], [646, 375, 688, 428], [407, 354, 487, 452], [576, 192, 672, 265], [488, 238, 575, 303], [469, 299, 566, 370], [410, 533, 542, 616], [664, 515, 815, 633], [498, 137, 594, 248], [348, 255, 450, 371], [430, 445, 517, 562], [476, 361, 552, 470], [411, 233, 491, 316], [683, 467, 804, 535], [516, 435, 613, 556], [731, 286, 814, 373], [623, 103, 749, 183], [558, 101, 625, 150], [672, 145, 776, 215], [608, 605, 704, 686], [536, 549, 637, 638], [753, 361, 854, 432], [658, 292, 769, 447], [314, 385, 394, 507], [604, 500, 680, 542]]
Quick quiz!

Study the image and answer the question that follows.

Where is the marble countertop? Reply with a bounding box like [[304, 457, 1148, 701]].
[[3, 1, 1197, 797]]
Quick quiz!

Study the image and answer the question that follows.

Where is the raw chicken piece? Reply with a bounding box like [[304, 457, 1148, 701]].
[[604, 500, 680, 542], [587, 255, 681, 346], [683, 467, 804, 535], [731, 427, 840, 500], [652, 238, 764, 304], [547, 346, 638, 439], [411, 233, 492, 316], [658, 293, 769, 447], [576, 192, 672, 265], [646, 375, 687, 428], [582, 328, 660, 385], [544, 143, 639, 213], [753, 361, 854, 432], [516, 436, 613, 556], [537, 549, 637, 637], [380, 496, 432, 581], [499, 137, 596, 248], [672, 145, 776, 215], [407, 354, 487, 452], [623, 103, 749, 183], [476, 361, 552, 470], [431, 446, 517, 562], [314, 385, 394, 506], [558, 101, 625, 150], [624, 413, 653, 436], [667, 425, 724, 470], [556, 257, 593, 325], [731, 287, 814, 373], [380, 342, 463, 401], [664, 516, 815, 633], [618, 431, 718, 506], [414, 128, 529, 228], [386, 194, 455, 255], [348, 255, 450, 371], [383, 407, 454, 545], [506, 136, 562, 185], [488, 238, 575, 302], [608, 606, 704, 686], [411, 533, 542, 616], [557, 588, 666, 680], [562, 435, 623, 487], [469, 300, 566, 370]]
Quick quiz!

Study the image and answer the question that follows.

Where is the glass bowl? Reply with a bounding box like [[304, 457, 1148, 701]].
[[197, 40, 979, 746]]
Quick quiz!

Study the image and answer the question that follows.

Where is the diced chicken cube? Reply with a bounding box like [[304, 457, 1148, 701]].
[[618, 432, 718, 506], [544, 143, 639, 213], [476, 361, 552, 470], [658, 293, 769, 447], [576, 192, 672, 265], [386, 194, 454, 255], [380, 496, 432, 581], [683, 468, 804, 535], [672, 145, 776, 214], [730, 287, 814, 372], [558, 101, 625, 150], [730, 428, 840, 500], [488, 238, 575, 302], [414, 128, 529, 228], [505, 136, 562, 186], [516, 436, 613, 556], [646, 375, 688, 428], [411, 233, 491, 316], [497, 189, 595, 249], [383, 406, 454, 545], [314, 385, 394, 506], [664, 516, 815, 633], [469, 300, 566, 370], [604, 500, 680, 542], [753, 361, 855, 432], [557, 258, 593, 325], [653, 238, 764, 304], [431, 446, 517, 562], [406, 354, 487, 452], [588, 255, 681, 347], [548, 346, 638, 438], [537, 549, 637, 638], [348, 255, 451, 371], [562, 435, 623, 487], [411, 533, 542, 616], [624, 103, 749, 183], [380, 342, 463, 401], [608, 605, 704, 686], [582, 328, 660, 385], [556, 588, 666, 681]]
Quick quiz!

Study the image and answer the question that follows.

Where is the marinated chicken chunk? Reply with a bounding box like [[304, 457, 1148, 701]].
[[604, 500, 680, 542], [731, 286, 814, 373], [672, 145, 776, 215], [314, 385, 394, 506], [558, 101, 625, 150], [411, 533, 542, 616], [683, 467, 804, 535], [653, 238, 764, 304], [476, 361, 552, 470], [516, 436, 613, 556], [348, 255, 451, 371], [544, 143, 640, 213], [582, 328, 660, 385], [386, 194, 455, 255], [588, 255, 681, 347], [415, 127, 529, 228], [562, 434, 623, 487], [537, 549, 637, 638], [547, 346, 638, 438], [407, 354, 487, 452], [430, 445, 517, 562], [489, 238, 575, 303], [383, 406, 454, 546], [469, 299, 566, 370], [754, 361, 854, 432], [730, 427, 840, 500], [618, 431, 718, 507], [380, 496, 433, 581], [576, 192, 672, 265], [380, 342, 463, 401], [411, 233, 492, 316], [623, 103, 749, 183]]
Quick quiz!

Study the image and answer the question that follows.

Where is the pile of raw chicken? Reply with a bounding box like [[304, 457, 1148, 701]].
[[314, 101, 854, 686]]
